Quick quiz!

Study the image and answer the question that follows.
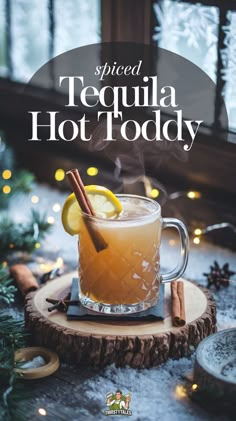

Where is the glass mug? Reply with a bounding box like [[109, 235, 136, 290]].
[[79, 194, 189, 314]]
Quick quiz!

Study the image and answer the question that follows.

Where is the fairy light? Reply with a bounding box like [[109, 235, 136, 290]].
[[159, 189, 236, 244], [2, 169, 12, 180], [187, 191, 201, 199], [55, 169, 65, 181], [193, 237, 200, 245], [52, 203, 61, 212], [191, 223, 236, 243], [150, 188, 160, 199], [194, 228, 202, 236], [56, 257, 64, 268], [175, 385, 187, 399], [2, 185, 11, 194], [35, 242, 41, 249], [87, 167, 98, 176], [39, 257, 64, 273], [31, 195, 39, 204], [168, 190, 202, 201], [38, 408, 47, 416], [201, 222, 236, 235], [47, 216, 55, 224], [191, 383, 198, 391]]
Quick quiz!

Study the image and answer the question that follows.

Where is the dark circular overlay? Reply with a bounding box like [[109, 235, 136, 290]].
[[23, 42, 228, 165]]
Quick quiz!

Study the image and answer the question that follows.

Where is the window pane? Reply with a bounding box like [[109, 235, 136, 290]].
[[11, 0, 50, 82], [54, 0, 101, 56], [153, 0, 219, 83], [0, 0, 7, 76], [222, 11, 236, 137]]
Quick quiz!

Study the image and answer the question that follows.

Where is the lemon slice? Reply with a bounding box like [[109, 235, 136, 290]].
[[61, 185, 123, 235], [61, 193, 81, 236]]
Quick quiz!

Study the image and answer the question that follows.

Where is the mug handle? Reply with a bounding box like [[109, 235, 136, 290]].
[[161, 218, 189, 283]]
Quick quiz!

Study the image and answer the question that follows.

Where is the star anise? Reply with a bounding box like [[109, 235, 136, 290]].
[[203, 261, 235, 290], [46, 292, 79, 312]]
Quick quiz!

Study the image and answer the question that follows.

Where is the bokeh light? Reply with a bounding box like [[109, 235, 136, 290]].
[[150, 188, 160, 199], [52, 203, 61, 212], [193, 237, 200, 245], [55, 169, 65, 181], [187, 191, 201, 199], [47, 216, 55, 224], [3, 185, 11, 194], [175, 385, 187, 399], [2, 169, 12, 180], [38, 408, 47, 416], [87, 167, 98, 176], [31, 195, 39, 204]]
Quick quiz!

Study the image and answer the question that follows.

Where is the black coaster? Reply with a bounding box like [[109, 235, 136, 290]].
[[67, 278, 165, 321]]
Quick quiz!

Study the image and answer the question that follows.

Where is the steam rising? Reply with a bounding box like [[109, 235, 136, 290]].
[[90, 120, 187, 199]]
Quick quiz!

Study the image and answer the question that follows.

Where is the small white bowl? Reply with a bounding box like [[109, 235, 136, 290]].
[[194, 328, 236, 401]]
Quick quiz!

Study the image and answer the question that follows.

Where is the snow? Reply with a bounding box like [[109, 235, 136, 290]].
[[6, 183, 236, 420]]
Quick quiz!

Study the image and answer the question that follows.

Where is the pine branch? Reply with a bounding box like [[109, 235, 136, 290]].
[[0, 264, 17, 305], [0, 313, 31, 421], [0, 140, 35, 210], [0, 211, 51, 260]]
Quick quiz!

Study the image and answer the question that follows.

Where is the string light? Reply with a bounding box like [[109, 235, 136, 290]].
[[2, 169, 12, 180], [38, 408, 47, 416], [56, 257, 64, 268], [35, 242, 41, 249], [87, 167, 98, 176], [31, 195, 39, 204], [52, 203, 61, 212], [192, 223, 236, 243], [47, 216, 55, 224], [150, 188, 160, 198], [201, 222, 236, 235], [55, 169, 65, 181], [175, 385, 188, 398], [194, 228, 202, 236], [187, 191, 201, 199], [153, 185, 236, 244], [2, 185, 11, 194], [191, 384, 198, 391], [168, 190, 202, 201]]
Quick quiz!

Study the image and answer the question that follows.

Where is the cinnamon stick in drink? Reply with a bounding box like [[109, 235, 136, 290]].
[[171, 280, 186, 326], [71, 169, 95, 216], [66, 169, 107, 253]]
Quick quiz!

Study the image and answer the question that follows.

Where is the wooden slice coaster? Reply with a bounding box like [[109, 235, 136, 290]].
[[25, 272, 216, 368]]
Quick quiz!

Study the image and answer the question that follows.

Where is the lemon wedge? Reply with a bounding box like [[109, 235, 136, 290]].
[[61, 185, 123, 235]]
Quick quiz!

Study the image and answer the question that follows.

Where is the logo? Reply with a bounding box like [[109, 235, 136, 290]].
[[104, 389, 132, 416]]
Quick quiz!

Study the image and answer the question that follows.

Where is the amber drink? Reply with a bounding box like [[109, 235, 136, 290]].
[[79, 194, 189, 314]]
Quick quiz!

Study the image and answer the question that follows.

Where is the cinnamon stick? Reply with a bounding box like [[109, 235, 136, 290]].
[[72, 169, 95, 216], [171, 280, 186, 326], [66, 169, 107, 252], [10, 264, 39, 296]]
